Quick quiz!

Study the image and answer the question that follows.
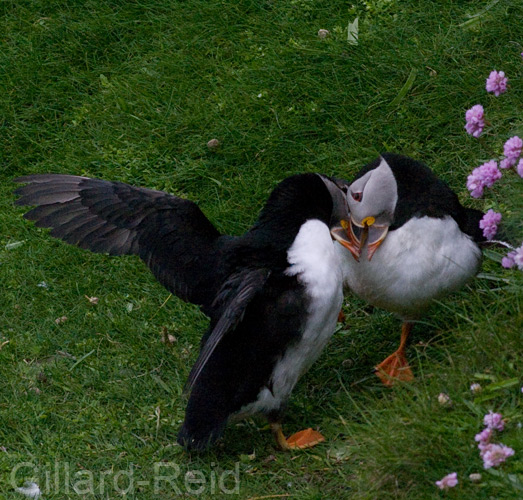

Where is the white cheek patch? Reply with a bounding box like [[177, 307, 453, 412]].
[[348, 158, 398, 225]]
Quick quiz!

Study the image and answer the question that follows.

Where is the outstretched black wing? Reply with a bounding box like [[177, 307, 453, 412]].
[[185, 268, 270, 392], [15, 174, 223, 308]]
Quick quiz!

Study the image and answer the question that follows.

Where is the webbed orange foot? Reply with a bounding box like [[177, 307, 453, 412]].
[[375, 350, 414, 386], [271, 423, 325, 450], [286, 428, 325, 449]]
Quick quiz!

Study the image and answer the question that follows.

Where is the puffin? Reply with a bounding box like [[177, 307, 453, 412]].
[[331, 153, 485, 385], [15, 172, 349, 451]]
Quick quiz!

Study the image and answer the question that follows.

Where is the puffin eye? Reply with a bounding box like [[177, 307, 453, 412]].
[[351, 191, 363, 202]]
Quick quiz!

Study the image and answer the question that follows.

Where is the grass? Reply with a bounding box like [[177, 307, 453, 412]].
[[1, 0, 522, 498]]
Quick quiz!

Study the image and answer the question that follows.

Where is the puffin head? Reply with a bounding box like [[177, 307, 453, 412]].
[[331, 156, 397, 261]]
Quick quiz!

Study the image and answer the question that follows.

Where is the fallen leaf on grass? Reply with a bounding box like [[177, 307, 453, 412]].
[[5, 240, 25, 250], [85, 295, 99, 305], [347, 18, 358, 45]]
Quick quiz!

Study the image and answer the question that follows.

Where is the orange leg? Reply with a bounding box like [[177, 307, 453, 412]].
[[375, 322, 414, 386], [271, 423, 325, 451]]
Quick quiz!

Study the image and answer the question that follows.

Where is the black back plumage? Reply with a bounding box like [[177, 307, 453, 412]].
[[355, 153, 485, 242], [15, 172, 342, 451]]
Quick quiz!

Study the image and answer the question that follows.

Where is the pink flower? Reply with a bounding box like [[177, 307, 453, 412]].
[[514, 244, 523, 270], [475, 427, 493, 445], [503, 244, 523, 271], [484, 411, 505, 431], [465, 105, 485, 137], [479, 209, 502, 240], [500, 157, 517, 169], [502, 251, 517, 269], [517, 159, 523, 178], [486, 70, 508, 96], [482, 443, 515, 469], [466, 160, 502, 198], [435, 472, 458, 490], [503, 136, 523, 160]]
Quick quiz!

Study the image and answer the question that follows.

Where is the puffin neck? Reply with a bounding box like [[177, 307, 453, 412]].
[[249, 174, 333, 249]]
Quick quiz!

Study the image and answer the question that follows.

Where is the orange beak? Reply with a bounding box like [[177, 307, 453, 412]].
[[331, 216, 388, 261]]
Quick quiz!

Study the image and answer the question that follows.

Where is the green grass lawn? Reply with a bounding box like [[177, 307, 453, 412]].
[[1, 0, 522, 498]]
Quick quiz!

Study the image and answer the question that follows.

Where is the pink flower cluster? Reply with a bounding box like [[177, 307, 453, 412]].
[[500, 136, 523, 169], [474, 411, 514, 469], [479, 209, 502, 240], [464, 63, 523, 272], [466, 160, 502, 198], [464, 105, 485, 138], [502, 244, 523, 270], [486, 70, 508, 96], [483, 411, 505, 431], [483, 444, 515, 469]]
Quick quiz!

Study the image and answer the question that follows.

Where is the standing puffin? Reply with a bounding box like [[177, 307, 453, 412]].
[[15, 172, 349, 450], [331, 153, 485, 385]]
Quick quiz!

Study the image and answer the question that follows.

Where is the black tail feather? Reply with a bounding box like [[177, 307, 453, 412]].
[[177, 419, 227, 452], [462, 207, 486, 243]]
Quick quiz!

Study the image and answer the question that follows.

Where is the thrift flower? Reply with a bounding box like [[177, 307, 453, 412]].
[[479, 209, 502, 240], [502, 251, 517, 269], [435, 472, 458, 490], [464, 105, 485, 138], [475, 427, 492, 446], [503, 136, 523, 161], [500, 157, 516, 169], [482, 443, 515, 469], [466, 160, 502, 198], [317, 29, 330, 39], [517, 159, 523, 178], [514, 244, 523, 270], [486, 70, 508, 96], [484, 411, 504, 431]]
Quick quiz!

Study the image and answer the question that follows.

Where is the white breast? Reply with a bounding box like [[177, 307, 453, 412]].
[[241, 219, 343, 415], [337, 216, 482, 319]]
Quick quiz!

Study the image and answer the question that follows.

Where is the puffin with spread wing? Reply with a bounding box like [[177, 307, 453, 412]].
[[15, 172, 349, 450]]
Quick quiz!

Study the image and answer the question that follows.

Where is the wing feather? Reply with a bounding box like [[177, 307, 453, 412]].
[[15, 174, 223, 307], [185, 268, 270, 392]]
